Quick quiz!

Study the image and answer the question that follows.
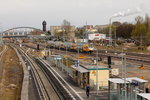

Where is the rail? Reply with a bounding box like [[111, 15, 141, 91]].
[[37, 57, 84, 100], [14, 45, 50, 100]]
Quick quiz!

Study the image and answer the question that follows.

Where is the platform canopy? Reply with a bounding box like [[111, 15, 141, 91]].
[[71, 65, 89, 73], [109, 78, 130, 84], [137, 93, 150, 99], [126, 77, 148, 83], [109, 77, 148, 84]]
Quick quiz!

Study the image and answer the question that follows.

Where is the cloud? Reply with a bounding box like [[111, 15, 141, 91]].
[[0, 0, 149, 29]]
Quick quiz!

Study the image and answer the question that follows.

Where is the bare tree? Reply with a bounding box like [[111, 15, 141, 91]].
[[62, 19, 71, 41], [135, 16, 143, 24]]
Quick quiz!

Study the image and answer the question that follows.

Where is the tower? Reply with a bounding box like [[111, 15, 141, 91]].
[[42, 20, 47, 32]]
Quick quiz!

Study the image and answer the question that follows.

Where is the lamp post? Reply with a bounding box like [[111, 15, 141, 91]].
[[124, 54, 127, 100], [96, 49, 99, 95], [119, 51, 127, 100], [122, 53, 127, 100], [59, 43, 60, 54], [66, 44, 69, 75], [77, 44, 79, 67]]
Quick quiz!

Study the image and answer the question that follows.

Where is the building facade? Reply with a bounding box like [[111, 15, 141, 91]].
[[50, 25, 76, 39]]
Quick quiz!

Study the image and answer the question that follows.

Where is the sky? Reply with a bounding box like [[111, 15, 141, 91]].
[[0, 0, 150, 30]]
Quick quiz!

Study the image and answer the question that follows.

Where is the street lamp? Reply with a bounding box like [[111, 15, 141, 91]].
[[118, 52, 127, 100], [77, 44, 79, 67], [66, 44, 69, 75], [96, 49, 99, 95]]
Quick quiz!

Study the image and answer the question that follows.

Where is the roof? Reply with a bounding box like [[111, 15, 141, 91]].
[[109, 77, 148, 84], [137, 93, 150, 99], [81, 64, 109, 70], [88, 68, 110, 70], [71, 65, 89, 73], [109, 78, 130, 84], [127, 77, 148, 83]]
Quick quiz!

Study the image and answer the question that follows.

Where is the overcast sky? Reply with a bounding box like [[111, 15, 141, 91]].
[[0, 0, 150, 30]]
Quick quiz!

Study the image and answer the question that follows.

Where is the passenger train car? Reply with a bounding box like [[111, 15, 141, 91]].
[[47, 41, 95, 53]]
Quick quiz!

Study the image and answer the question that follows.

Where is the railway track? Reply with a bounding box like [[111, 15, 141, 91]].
[[13, 44, 82, 100], [0, 45, 8, 81], [23, 43, 150, 65], [97, 49, 150, 61], [14, 45, 51, 100], [0, 45, 8, 60], [93, 51, 150, 64], [37, 57, 83, 100]]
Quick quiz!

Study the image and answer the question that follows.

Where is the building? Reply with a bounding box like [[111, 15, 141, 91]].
[[42, 20, 47, 32], [50, 26, 62, 36], [50, 25, 76, 39], [84, 25, 94, 30], [88, 33, 106, 40], [71, 64, 109, 90], [84, 25, 97, 33]]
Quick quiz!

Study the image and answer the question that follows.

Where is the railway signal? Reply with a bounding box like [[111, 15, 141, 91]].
[[107, 56, 111, 68], [37, 44, 39, 50]]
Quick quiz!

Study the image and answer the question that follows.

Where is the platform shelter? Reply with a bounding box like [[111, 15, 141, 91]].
[[71, 64, 109, 90], [109, 77, 148, 100], [137, 93, 150, 100]]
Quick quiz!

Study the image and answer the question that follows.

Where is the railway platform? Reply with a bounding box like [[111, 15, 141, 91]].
[[44, 59, 108, 100]]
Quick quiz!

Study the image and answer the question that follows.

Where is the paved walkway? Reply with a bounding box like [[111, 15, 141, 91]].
[[44, 59, 108, 100]]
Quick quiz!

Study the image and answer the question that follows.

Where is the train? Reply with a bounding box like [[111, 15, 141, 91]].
[[46, 41, 95, 53]]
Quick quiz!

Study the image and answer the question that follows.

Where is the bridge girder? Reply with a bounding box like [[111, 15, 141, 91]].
[[2, 27, 44, 37], [3, 26, 43, 33]]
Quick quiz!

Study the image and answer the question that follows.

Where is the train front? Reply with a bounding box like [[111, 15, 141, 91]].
[[83, 43, 95, 52]]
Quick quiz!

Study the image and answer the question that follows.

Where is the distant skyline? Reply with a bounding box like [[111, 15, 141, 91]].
[[0, 0, 150, 30]]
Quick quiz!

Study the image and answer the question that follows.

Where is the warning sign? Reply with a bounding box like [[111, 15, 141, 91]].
[[111, 68, 119, 76]]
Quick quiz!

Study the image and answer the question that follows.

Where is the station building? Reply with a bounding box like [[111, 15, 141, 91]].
[[45, 53, 110, 91], [71, 64, 109, 90]]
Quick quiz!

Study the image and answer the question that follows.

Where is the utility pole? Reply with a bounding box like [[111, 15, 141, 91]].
[[120, 49, 127, 100], [86, 21, 88, 43], [77, 44, 79, 67], [66, 44, 69, 75], [96, 49, 99, 95]]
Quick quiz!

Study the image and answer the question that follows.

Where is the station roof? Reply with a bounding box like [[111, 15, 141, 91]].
[[109, 77, 148, 84], [127, 77, 148, 83], [80, 64, 109, 70], [71, 65, 89, 73], [109, 78, 130, 84], [137, 93, 150, 99]]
